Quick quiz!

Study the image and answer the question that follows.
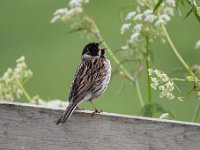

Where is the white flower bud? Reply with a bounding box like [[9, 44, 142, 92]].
[[121, 23, 131, 34], [125, 11, 136, 20]]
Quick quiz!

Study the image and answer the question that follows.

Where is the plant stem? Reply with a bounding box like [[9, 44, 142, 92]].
[[145, 36, 152, 103], [171, 78, 186, 82], [162, 26, 200, 122], [93, 22, 144, 107], [135, 80, 144, 107], [146, 60, 152, 103], [16, 79, 33, 103], [162, 26, 193, 76]]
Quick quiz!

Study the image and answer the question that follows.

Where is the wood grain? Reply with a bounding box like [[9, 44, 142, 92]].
[[0, 102, 200, 150]]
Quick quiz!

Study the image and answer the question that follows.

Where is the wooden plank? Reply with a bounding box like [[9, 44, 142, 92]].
[[0, 102, 200, 150]]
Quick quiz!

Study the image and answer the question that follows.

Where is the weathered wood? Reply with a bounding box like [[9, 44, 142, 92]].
[[0, 102, 200, 150]]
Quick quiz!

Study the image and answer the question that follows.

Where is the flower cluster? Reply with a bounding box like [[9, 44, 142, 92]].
[[51, 0, 89, 23], [0, 56, 40, 102], [121, 0, 176, 48], [51, 0, 98, 38], [148, 69, 175, 100]]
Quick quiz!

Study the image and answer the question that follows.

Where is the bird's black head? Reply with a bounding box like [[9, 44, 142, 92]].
[[82, 42, 105, 60]]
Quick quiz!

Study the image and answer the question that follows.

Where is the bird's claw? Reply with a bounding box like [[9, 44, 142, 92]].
[[94, 109, 102, 113], [91, 109, 102, 117]]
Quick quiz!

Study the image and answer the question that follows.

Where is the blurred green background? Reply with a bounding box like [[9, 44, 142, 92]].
[[0, 0, 200, 122]]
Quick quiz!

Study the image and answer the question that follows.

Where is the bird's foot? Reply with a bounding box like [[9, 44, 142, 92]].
[[91, 109, 102, 117], [94, 109, 102, 113]]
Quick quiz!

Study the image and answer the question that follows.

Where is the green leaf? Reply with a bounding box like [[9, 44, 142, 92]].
[[185, 7, 194, 19], [140, 103, 175, 119], [66, 27, 85, 34], [178, 0, 185, 6], [153, 0, 163, 12], [193, 8, 200, 22]]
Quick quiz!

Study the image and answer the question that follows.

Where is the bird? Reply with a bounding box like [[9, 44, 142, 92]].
[[56, 42, 111, 124]]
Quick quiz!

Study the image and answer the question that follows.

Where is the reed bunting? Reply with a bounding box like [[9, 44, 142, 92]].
[[56, 42, 111, 124]]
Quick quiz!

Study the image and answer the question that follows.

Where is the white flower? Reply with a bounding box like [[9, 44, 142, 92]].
[[143, 9, 157, 23], [159, 85, 165, 91], [69, 0, 89, 8], [186, 76, 196, 81], [148, 69, 153, 75], [161, 74, 169, 82], [160, 14, 171, 22], [144, 14, 157, 23], [51, 8, 69, 23], [129, 32, 140, 44], [195, 40, 200, 50], [69, 0, 81, 7], [71, 7, 83, 15], [143, 9, 153, 16], [133, 14, 143, 21], [154, 69, 161, 77], [121, 23, 131, 34], [51, 15, 61, 23], [155, 19, 166, 27], [166, 0, 176, 7], [133, 24, 142, 33], [125, 11, 136, 20], [163, 7, 174, 16], [166, 81, 174, 91], [121, 45, 128, 50], [16, 56, 25, 63], [24, 70, 33, 78], [54, 8, 68, 16], [177, 97, 184, 102], [2, 68, 13, 82], [149, 69, 176, 100], [151, 83, 158, 90], [16, 88, 23, 99]]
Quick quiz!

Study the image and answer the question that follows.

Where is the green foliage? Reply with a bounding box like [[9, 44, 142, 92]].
[[140, 103, 175, 119]]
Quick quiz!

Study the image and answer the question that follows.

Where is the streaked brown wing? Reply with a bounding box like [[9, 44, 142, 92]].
[[68, 57, 105, 104]]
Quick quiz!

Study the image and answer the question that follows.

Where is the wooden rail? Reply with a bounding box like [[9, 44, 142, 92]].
[[0, 102, 200, 150]]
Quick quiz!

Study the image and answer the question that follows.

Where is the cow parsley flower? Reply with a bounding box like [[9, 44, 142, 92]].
[[125, 11, 136, 20], [121, 23, 131, 34], [148, 69, 176, 100], [51, 0, 97, 38], [0, 56, 41, 103], [51, 0, 89, 23], [121, 0, 176, 49], [129, 32, 140, 45]]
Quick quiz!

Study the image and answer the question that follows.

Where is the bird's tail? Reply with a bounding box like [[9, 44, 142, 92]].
[[56, 103, 77, 125]]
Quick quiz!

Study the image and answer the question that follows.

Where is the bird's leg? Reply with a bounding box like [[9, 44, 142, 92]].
[[90, 101, 102, 113]]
